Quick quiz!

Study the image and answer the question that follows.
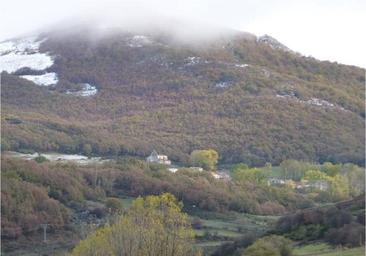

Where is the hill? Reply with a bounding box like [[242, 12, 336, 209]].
[[1, 25, 365, 165]]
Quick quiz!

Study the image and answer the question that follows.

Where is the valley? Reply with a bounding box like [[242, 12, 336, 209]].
[[0, 18, 365, 256]]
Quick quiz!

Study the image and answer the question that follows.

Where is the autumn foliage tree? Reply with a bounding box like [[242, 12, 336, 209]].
[[71, 193, 200, 256]]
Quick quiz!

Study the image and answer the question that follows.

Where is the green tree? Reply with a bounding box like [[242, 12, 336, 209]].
[[280, 160, 316, 181], [321, 162, 341, 176], [190, 149, 219, 171], [71, 193, 198, 256], [243, 235, 293, 256], [328, 174, 349, 201], [232, 167, 269, 185], [304, 169, 328, 181], [341, 163, 365, 197]]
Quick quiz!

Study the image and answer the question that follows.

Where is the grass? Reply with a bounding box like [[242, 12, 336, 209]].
[[119, 197, 134, 208], [294, 243, 365, 256], [190, 208, 278, 254]]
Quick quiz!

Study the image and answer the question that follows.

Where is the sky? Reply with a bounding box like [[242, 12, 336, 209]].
[[0, 0, 365, 68]]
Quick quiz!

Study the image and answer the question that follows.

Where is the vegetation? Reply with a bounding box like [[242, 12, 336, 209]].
[[33, 155, 49, 163], [1, 28, 364, 166], [275, 195, 365, 247], [71, 193, 199, 256], [243, 235, 293, 256], [1, 156, 364, 255], [293, 243, 365, 256], [105, 198, 124, 214], [190, 149, 219, 171]]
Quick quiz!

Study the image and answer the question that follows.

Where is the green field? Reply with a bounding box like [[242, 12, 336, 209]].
[[294, 243, 365, 256], [190, 209, 278, 254]]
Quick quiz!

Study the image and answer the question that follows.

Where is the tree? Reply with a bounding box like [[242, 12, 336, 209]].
[[71, 193, 199, 256], [328, 174, 349, 201], [303, 169, 328, 181], [341, 164, 365, 197], [321, 162, 341, 176], [190, 149, 219, 171], [232, 168, 269, 185], [280, 160, 315, 181], [243, 235, 293, 256]]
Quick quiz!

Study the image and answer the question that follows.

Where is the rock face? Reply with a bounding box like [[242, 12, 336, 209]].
[[257, 34, 292, 52], [1, 26, 364, 165]]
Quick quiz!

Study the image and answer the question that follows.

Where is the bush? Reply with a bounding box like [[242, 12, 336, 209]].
[[33, 155, 49, 163], [325, 222, 365, 247], [105, 198, 124, 214], [90, 207, 106, 219]]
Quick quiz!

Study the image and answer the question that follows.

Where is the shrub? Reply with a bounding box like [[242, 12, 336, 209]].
[[33, 155, 49, 163], [105, 198, 124, 214]]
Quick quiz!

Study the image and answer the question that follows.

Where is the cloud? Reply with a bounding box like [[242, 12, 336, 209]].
[[0, 0, 365, 67]]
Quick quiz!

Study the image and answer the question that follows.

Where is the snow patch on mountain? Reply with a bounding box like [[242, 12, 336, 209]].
[[127, 35, 153, 47], [0, 36, 54, 73], [215, 81, 230, 88], [66, 83, 98, 97], [20, 73, 58, 86], [0, 36, 58, 86], [235, 63, 249, 68], [276, 93, 346, 111]]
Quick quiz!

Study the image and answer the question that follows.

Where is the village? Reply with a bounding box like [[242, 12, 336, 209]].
[[146, 150, 231, 181], [146, 150, 331, 192]]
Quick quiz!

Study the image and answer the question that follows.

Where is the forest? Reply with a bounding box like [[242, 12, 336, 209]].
[[1, 28, 365, 166], [1, 154, 364, 255]]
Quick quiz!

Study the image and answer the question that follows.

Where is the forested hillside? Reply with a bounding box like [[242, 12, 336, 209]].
[[1, 26, 365, 165]]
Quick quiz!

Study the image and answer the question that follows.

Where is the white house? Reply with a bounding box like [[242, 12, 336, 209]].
[[146, 150, 171, 165]]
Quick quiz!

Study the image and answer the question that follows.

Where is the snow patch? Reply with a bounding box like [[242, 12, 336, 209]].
[[0, 52, 54, 73], [306, 98, 335, 107], [215, 81, 230, 88], [127, 35, 152, 47], [5, 151, 109, 165], [185, 56, 201, 66], [276, 93, 346, 111], [20, 72, 58, 86], [66, 83, 98, 97], [235, 63, 249, 68], [0, 36, 44, 55], [0, 36, 54, 74]]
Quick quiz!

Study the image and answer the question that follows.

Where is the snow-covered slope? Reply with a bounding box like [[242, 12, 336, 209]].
[[0, 36, 57, 86], [0, 36, 98, 96], [20, 73, 58, 86]]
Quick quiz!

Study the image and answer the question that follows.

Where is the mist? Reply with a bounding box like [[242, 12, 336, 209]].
[[1, 0, 365, 67]]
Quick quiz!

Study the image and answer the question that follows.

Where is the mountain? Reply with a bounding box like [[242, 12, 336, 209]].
[[1, 25, 365, 166]]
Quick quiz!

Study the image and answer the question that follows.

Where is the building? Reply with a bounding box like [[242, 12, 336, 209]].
[[295, 180, 329, 191], [267, 178, 286, 186], [146, 150, 171, 165]]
